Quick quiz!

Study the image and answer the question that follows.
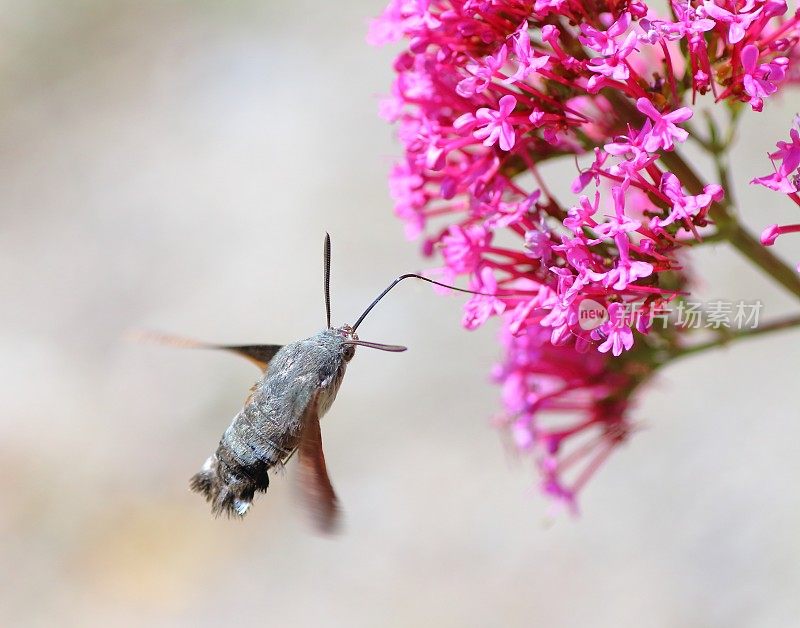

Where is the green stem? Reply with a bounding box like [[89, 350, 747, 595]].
[[667, 313, 800, 362], [678, 230, 727, 247]]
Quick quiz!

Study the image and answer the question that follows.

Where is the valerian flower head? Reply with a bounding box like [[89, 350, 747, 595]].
[[371, 0, 800, 507]]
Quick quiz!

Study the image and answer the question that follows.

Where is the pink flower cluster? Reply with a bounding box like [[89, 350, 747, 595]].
[[371, 0, 800, 508], [755, 116, 800, 268]]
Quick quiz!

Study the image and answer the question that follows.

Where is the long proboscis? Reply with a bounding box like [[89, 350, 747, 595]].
[[351, 273, 494, 332], [343, 339, 407, 352]]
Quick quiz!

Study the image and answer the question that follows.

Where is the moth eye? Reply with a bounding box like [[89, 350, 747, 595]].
[[343, 345, 355, 361]]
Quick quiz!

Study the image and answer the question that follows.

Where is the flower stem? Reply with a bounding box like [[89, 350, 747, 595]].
[[667, 313, 800, 361]]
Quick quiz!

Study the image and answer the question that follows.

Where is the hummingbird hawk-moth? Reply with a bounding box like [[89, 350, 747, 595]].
[[145, 234, 483, 532]]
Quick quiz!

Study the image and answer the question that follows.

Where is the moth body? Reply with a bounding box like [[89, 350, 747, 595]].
[[190, 327, 355, 517]]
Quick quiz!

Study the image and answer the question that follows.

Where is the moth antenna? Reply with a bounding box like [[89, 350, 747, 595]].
[[323, 232, 332, 329], [351, 273, 495, 332]]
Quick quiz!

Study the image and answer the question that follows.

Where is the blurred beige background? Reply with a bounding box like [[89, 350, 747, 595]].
[[1, 1, 799, 627]]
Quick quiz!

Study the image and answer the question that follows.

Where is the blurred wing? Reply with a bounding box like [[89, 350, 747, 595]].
[[131, 330, 282, 371], [218, 344, 283, 370], [297, 394, 340, 533]]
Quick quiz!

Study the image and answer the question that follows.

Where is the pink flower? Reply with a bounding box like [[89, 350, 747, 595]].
[[636, 97, 692, 152], [597, 303, 635, 356], [753, 126, 800, 193], [587, 32, 639, 84], [473, 95, 518, 151], [604, 123, 649, 156], [508, 21, 550, 82], [524, 227, 554, 262], [672, 4, 717, 42], [656, 172, 723, 228], [367, 0, 441, 46], [761, 223, 800, 245], [571, 149, 608, 193], [441, 224, 491, 274], [579, 12, 632, 55], [564, 192, 599, 232], [457, 45, 509, 97], [741, 45, 788, 111], [486, 191, 540, 229], [389, 161, 427, 238], [462, 267, 506, 329], [702, 0, 762, 44]]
